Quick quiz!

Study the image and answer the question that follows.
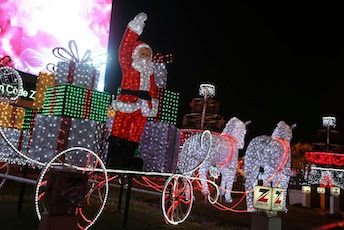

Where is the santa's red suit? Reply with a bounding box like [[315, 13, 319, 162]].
[[107, 12, 161, 169]]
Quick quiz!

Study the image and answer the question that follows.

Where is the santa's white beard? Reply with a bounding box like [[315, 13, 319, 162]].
[[132, 57, 153, 91]]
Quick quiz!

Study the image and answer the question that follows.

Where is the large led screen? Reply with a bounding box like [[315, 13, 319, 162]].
[[0, 0, 113, 91]]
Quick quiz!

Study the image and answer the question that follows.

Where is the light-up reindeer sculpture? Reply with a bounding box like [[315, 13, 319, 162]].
[[177, 117, 250, 203], [243, 121, 296, 212]]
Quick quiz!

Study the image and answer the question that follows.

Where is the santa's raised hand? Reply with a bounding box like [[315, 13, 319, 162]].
[[128, 12, 147, 35]]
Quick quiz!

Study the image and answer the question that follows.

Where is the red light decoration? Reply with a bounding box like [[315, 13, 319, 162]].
[[320, 174, 334, 188], [305, 152, 344, 166]]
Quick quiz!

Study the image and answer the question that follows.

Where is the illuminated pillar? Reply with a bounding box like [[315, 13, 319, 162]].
[[322, 115, 336, 152]]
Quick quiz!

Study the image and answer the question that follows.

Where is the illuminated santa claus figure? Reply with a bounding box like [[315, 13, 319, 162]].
[[107, 12, 167, 169]]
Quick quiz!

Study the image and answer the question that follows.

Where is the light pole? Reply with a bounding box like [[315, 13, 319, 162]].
[[199, 83, 215, 130], [322, 115, 336, 152]]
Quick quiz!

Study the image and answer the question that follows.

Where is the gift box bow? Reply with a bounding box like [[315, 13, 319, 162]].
[[47, 40, 106, 73], [53, 40, 92, 63]]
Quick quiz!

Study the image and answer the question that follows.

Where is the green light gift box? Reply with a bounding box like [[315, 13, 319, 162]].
[[146, 88, 180, 125], [41, 83, 111, 122]]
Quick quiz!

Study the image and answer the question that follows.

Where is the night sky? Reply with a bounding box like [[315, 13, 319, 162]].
[[104, 1, 344, 146]]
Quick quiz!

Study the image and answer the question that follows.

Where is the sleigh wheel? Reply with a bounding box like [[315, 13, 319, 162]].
[[34, 147, 109, 230], [162, 175, 194, 225], [0, 161, 9, 189]]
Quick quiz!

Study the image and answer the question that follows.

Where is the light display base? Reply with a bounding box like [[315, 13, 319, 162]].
[[302, 193, 311, 208], [330, 196, 340, 215], [251, 212, 281, 230]]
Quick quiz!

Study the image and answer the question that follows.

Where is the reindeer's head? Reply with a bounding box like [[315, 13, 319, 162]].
[[271, 121, 296, 142], [222, 117, 251, 149]]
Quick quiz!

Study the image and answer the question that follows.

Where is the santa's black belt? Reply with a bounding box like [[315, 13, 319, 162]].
[[120, 89, 152, 101]]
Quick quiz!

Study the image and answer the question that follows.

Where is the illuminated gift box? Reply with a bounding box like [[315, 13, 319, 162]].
[[32, 72, 56, 109], [0, 127, 30, 165], [22, 108, 39, 131], [139, 121, 181, 173], [28, 114, 106, 164], [41, 83, 111, 122], [0, 102, 25, 129], [55, 61, 99, 90], [107, 107, 115, 118], [147, 88, 179, 125]]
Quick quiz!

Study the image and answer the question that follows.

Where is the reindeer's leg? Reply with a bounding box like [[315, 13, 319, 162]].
[[279, 162, 291, 212], [244, 163, 260, 211], [262, 166, 275, 187], [245, 177, 258, 211], [223, 165, 237, 203], [198, 162, 211, 197], [220, 169, 226, 199]]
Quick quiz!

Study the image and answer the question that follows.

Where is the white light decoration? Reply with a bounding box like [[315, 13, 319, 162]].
[[322, 115, 336, 128], [306, 165, 344, 190], [177, 117, 249, 203], [330, 187, 340, 196], [139, 121, 180, 173], [244, 121, 296, 212], [55, 60, 100, 90], [161, 130, 220, 225], [0, 127, 33, 166], [152, 62, 168, 88], [162, 174, 193, 225], [199, 83, 216, 98], [28, 114, 106, 164], [302, 185, 311, 193], [317, 187, 325, 194]]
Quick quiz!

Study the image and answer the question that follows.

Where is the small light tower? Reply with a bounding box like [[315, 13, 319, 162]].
[[199, 83, 215, 129], [322, 115, 336, 152]]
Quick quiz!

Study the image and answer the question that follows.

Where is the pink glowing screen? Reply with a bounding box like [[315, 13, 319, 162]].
[[0, 0, 113, 91]]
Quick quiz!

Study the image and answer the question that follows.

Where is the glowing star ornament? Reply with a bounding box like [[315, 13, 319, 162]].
[[244, 121, 296, 212], [177, 117, 250, 203]]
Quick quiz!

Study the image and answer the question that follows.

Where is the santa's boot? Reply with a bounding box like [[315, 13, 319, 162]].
[[106, 136, 132, 169], [131, 144, 144, 170], [122, 140, 138, 169]]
